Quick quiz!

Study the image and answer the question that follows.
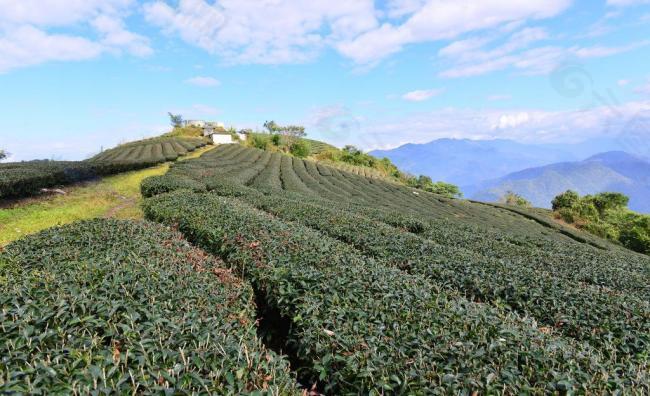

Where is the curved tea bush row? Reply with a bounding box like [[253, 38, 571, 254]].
[[143, 191, 628, 394], [0, 160, 157, 199], [154, 146, 650, 281], [0, 137, 207, 199], [0, 219, 297, 394], [90, 136, 206, 164], [192, 179, 650, 378]]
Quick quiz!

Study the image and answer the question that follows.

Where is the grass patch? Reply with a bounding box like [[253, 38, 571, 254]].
[[0, 146, 214, 246]]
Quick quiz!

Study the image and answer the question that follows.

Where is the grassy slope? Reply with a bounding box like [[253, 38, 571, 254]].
[[0, 145, 214, 246]]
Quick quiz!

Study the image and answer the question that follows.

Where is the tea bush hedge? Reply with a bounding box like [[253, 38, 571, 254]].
[[0, 137, 207, 200], [203, 180, 650, 359], [143, 191, 634, 394], [0, 219, 297, 394]]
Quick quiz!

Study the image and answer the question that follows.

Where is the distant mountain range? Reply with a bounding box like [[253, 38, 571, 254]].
[[370, 139, 650, 213], [472, 151, 650, 212]]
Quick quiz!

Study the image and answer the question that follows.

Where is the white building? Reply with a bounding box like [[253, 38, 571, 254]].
[[184, 120, 206, 128], [211, 133, 234, 144]]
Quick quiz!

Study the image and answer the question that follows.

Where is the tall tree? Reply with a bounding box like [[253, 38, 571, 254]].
[[0, 149, 8, 161], [263, 120, 279, 134], [168, 112, 184, 128]]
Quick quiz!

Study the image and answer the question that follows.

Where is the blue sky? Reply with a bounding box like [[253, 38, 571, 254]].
[[1, 0, 650, 161]]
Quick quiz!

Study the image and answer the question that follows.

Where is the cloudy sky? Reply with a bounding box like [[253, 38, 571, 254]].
[[1, 0, 650, 160]]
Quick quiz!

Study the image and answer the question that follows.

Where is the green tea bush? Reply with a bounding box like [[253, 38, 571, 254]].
[[1, 137, 207, 200], [143, 191, 633, 394], [198, 180, 650, 371], [0, 219, 297, 394], [141, 174, 207, 197]]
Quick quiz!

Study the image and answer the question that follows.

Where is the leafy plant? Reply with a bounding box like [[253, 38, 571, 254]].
[[289, 140, 310, 158], [0, 219, 297, 394], [551, 190, 649, 254], [500, 190, 531, 207]]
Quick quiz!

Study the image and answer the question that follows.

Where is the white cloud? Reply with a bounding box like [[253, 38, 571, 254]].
[[618, 79, 631, 86], [0, 0, 151, 72], [337, 0, 571, 64], [0, 0, 134, 27], [607, 0, 650, 6], [144, 0, 377, 64], [402, 89, 443, 102], [0, 25, 103, 73], [185, 76, 221, 87], [312, 101, 650, 152], [492, 112, 530, 130], [92, 15, 153, 57], [439, 39, 650, 78], [143, 1, 573, 66]]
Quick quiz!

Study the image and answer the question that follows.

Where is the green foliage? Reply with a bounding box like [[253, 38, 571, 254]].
[[500, 191, 531, 207], [145, 191, 630, 394], [551, 190, 649, 254], [270, 133, 281, 146], [0, 149, 7, 161], [167, 112, 183, 128], [587, 192, 630, 215], [552, 190, 580, 210], [289, 139, 310, 158], [140, 174, 207, 197], [407, 175, 462, 197], [250, 134, 269, 150], [0, 219, 297, 394]]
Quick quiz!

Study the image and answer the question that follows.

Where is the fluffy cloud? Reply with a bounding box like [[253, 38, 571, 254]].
[[402, 89, 443, 102], [492, 112, 530, 130], [336, 0, 571, 64], [0, 26, 103, 73], [308, 101, 650, 153], [438, 26, 649, 78], [0, 0, 151, 72], [144, 0, 377, 64], [143, 1, 574, 66], [185, 76, 221, 87], [0, 0, 134, 27], [607, 0, 650, 6]]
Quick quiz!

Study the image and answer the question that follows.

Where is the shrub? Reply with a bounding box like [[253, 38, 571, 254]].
[[270, 134, 281, 146], [500, 191, 531, 207], [552, 190, 580, 210], [0, 219, 297, 394], [289, 140, 310, 158], [250, 134, 269, 150]]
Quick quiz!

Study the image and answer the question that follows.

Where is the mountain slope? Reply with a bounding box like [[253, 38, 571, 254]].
[[472, 151, 650, 212], [370, 138, 578, 191]]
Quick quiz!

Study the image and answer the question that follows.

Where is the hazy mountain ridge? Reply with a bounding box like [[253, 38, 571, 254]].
[[370, 138, 580, 189], [472, 151, 650, 213]]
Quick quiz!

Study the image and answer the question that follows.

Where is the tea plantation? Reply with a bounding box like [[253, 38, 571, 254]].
[[139, 144, 650, 393], [0, 219, 297, 394], [2, 143, 649, 393], [0, 136, 207, 199]]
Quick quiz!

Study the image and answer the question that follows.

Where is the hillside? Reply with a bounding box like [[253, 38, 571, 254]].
[[473, 151, 650, 213], [3, 142, 649, 393], [139, 144, 648, 393], [370, 138, 579, 189], [0, 136, 208, 200]]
